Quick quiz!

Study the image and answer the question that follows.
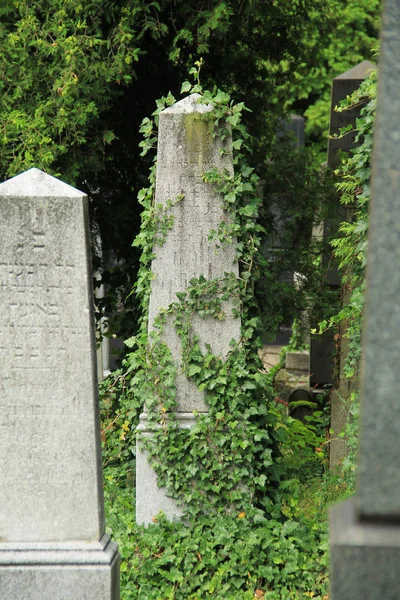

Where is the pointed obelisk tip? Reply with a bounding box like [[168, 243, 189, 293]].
[[0, 167, 86, 197], [162, 93, 213, 115]]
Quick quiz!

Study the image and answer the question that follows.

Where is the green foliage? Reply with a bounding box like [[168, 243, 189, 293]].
[[0, 0, 361, 349], [100, 365, 331, 597], [104, 478, 329, 600], [317, 67, 377, 477], [340, 392, 360, 487], [287, 0, 380, 144], [126, 83, 287, 519], [100, 369, 140, 482], [0, 0, 143, 182]]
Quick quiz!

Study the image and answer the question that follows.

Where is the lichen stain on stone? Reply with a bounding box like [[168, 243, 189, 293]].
[[183, 112, 213, 167]]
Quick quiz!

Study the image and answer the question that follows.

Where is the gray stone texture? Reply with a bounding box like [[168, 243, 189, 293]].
[[0, 168, 119, 597], [330, 498, 400, 600], [136, 95, 240, 525], [330, 2, 400, 597], [258, 345, 283, 372], [329, 389, 348, 470], [329, 287, 356, 469], [0, 535, 119, 600], [356, 1, 400, 519], [147, 94, 240, 413], [285, 351, 309, 371], [274, 367, 309, 404]]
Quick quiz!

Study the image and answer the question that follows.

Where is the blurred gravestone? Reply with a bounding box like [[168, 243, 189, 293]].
[[327, 60, 375, 168], [136, 95, 240, 525], [311, 60, 375, 383], [330, 2, 400, 597], [260, 114, 305, 357], [0, 168, 119, 599]]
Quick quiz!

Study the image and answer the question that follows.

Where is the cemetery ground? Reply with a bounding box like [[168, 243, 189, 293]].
[[100, 366, 352, 599]]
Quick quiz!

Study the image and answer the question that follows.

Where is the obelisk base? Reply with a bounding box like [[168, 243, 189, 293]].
[[330, 497, 400, 599], [136, 412, 200, 525], [0, 534, 119, 600]]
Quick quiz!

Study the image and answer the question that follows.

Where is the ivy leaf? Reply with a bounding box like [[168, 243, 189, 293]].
[[187, 364, 202, 377], [181, 80, 192, 94]]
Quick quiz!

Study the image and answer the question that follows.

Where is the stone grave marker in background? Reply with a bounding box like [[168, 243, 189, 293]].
[[0, 168, 119, 599], [309, 59, 375, 468], [330, 2, 400, 597], [328, 60, 376, 471], [259, 114, 306, 373], [326, 60, 375, 169], [136, 94, 240, 525]]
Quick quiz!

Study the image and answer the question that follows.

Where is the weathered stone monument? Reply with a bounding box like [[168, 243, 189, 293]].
[[0, 168, 119, 599], [330, 2, 400, 596], [308, 60, 375, 468], [136, 94, 240, 525]]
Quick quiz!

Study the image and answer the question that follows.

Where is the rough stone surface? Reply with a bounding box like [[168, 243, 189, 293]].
[[258, 345, 283, 372], [136, 95, 240, 525], [0, 535, 119, 600], [356, 1, 400, 519], [285, 351, 309, 371], [0, 168, 119, 597], [147, 94, 240, 413], [329, 389, 348, 470], [330, 498, 400, 600], [275, 368, 309, 402], [330, 3, 400, 597]]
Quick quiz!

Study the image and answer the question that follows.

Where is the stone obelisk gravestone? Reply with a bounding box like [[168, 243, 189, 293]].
[[136, 94, 240, 525], [0, 169, 119, 599], [330, 2, 400, 597]]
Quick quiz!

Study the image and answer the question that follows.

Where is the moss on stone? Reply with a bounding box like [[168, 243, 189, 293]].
[[183, 112, 213, 167]]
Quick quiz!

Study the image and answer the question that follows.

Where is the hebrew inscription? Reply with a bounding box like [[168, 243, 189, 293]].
[[148, 96, 240, 413], [0, 176, 103, 544]]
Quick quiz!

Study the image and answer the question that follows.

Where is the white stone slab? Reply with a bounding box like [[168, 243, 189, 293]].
[[0, 168, 119, 597]]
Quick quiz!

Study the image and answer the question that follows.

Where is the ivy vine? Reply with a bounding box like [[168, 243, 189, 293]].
[[316, 66, 377, 482], [125, 70, 288, 520]]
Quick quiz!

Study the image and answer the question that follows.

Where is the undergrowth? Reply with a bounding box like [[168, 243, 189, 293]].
[[98, 64, 376, 597], [104, 471, 330, 600]]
